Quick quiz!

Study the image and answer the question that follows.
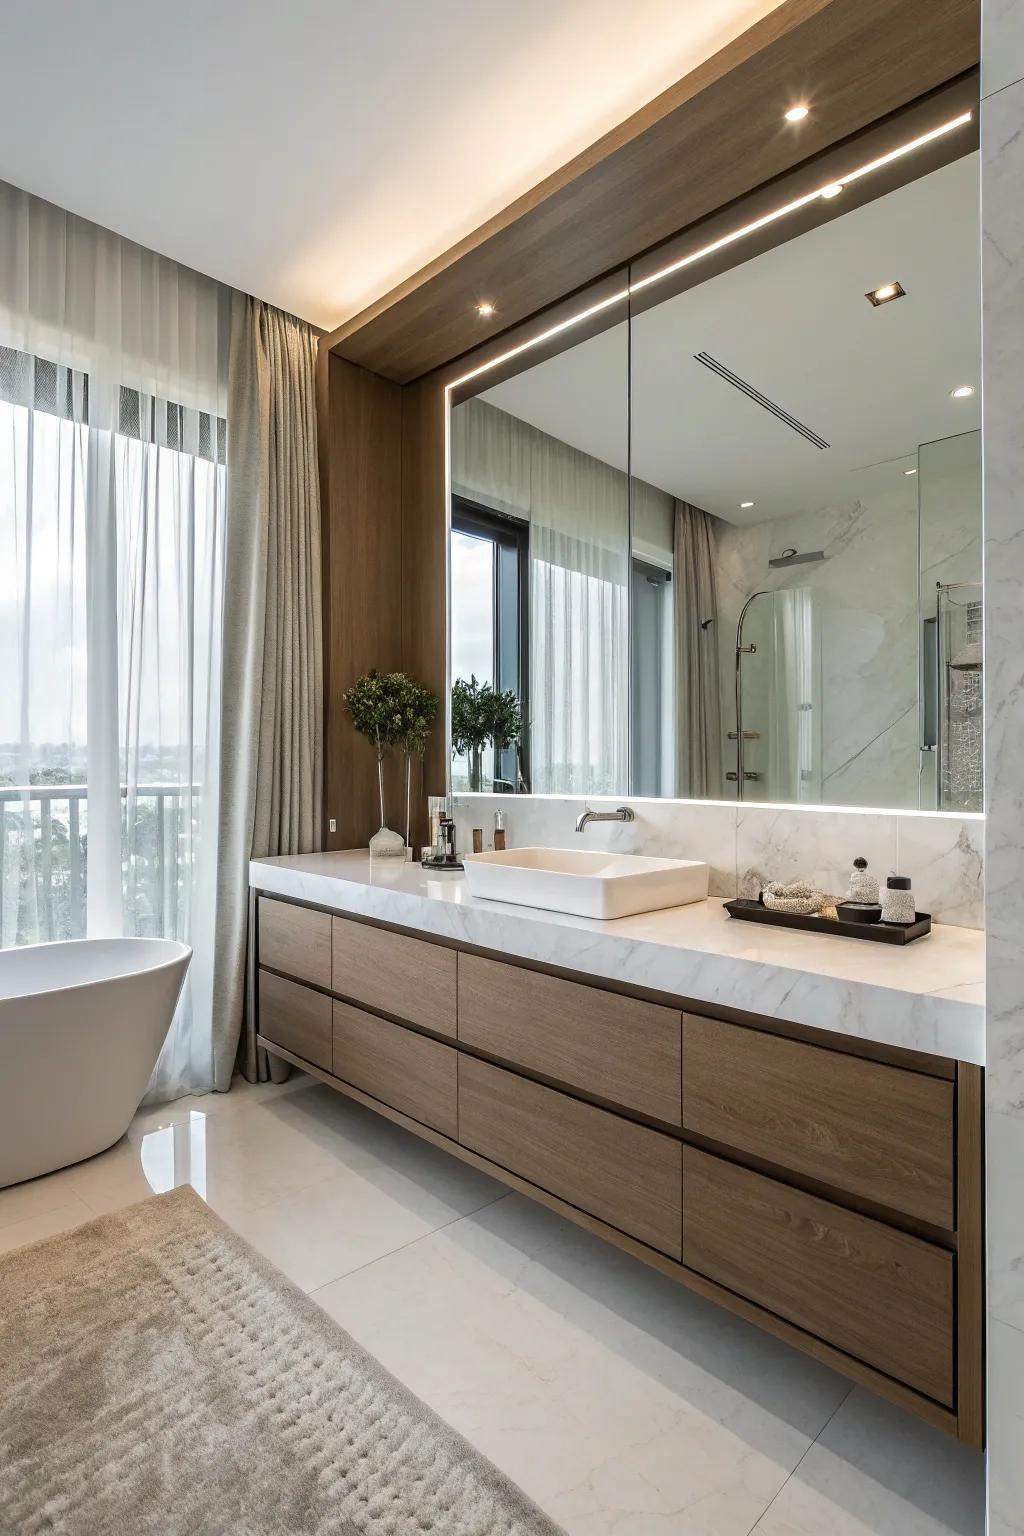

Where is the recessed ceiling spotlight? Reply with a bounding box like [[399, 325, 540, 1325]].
[[865, 280, 906, 306], [739, 500, 755, 509], [904, 467, 918, 475], [951, 384, 975, 398], [476, 301, 496, 318], [821, 183, 844, 199], [785, 104, 809, 122]]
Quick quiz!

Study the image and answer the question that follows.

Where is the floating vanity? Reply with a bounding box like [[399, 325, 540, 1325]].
[[249, 851, 985, 1447]]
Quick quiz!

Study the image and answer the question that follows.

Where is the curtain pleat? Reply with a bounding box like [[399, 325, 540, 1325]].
[[673, 500, 723, 799], [211, 294, 322, 1091]]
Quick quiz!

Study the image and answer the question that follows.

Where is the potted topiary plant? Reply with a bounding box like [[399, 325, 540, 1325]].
[[451, 676, 523, 792], [486, 687, 523, 790], [343, 670, 409, 856], [393, 674, 439, 850], [451, 675, 491, 792]]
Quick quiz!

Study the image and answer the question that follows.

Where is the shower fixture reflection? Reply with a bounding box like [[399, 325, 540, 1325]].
[[732, 590, 769, 796]]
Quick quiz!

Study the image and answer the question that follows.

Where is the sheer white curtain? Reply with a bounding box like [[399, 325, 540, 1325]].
[[530, 434, 629, 795], [767, 587, 820, 803], [0, 180, 229, 1099]]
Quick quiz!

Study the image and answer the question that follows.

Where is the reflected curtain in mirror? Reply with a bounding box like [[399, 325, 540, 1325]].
[[673, 501, 722, 798]]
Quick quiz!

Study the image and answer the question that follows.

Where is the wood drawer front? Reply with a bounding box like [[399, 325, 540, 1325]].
[[332, 1002, 457, 1138], [258, 897, 332, 989], [682, 1014, 955, 1227], [258, 970, 332, 1071], [332, 916, 457, 1038], [458, 1056, 682, 1258], [458, 954, 681, 1123], [682, 1148, 954, 1405]]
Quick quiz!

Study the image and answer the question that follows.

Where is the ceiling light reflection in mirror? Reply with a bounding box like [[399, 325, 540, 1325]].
[[448, 109, 973, 395]]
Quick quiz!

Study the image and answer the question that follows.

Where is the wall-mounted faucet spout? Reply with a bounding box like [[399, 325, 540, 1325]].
[[576, 805, 635, 833]]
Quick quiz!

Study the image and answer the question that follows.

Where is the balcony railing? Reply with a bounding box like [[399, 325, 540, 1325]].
[[0, 782, 200, 948]]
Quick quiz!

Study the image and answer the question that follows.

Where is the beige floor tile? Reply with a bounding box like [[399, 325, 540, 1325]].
[[751, 1388, 984, 1536], [0, 1195, 94, 1254], [317, 1192, 852, 1536]]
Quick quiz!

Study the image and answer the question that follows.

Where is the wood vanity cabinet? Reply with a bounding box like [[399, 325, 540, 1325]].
[[252, 892, 984, 1448], [682, 1013, 955, 1226], [458, 952, 681, 1123]]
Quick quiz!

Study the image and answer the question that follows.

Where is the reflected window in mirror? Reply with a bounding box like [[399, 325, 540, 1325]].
[[450, 498, 528, 793], [450, 315, 630, 798]]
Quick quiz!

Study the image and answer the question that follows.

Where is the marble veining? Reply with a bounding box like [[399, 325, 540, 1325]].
[[250, 851, 984, 1065], [454, 794, 985, 929], [982, 40, 1024, 1536]]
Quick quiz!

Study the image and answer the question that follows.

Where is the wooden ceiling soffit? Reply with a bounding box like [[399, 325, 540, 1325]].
[[324, 0, 979, 385], [446, 72, 978, 406]]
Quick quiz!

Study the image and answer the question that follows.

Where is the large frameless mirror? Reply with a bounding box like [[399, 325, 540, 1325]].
[[448, 143, 982, 812]]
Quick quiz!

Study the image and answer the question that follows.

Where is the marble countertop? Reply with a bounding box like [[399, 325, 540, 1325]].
[[250, 851, 985, 1066]]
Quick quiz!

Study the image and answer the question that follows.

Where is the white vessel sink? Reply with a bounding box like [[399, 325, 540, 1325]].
[[461, 846, 709, 920]]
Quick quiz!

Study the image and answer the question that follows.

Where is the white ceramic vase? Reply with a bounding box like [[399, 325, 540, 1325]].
[[370, 756, 406, 858], [369, 824, 406, 858]]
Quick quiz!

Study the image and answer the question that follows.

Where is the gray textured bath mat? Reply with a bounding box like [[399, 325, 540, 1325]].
[[0, 1185, 563, 1535]]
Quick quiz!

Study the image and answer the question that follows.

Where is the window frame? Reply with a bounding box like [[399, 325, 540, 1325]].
[[451, 496, 530, 792]]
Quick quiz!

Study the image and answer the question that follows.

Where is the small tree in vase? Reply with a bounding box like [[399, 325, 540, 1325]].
[[451, 675, 491, 792], [486, 687, 524, 792], [343, 670, 409, 857], [394, 675, 439, 850], [451, 676, 523, 792]]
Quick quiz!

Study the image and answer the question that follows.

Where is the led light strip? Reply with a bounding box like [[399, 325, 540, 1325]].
[[447, 110, 973, 393]]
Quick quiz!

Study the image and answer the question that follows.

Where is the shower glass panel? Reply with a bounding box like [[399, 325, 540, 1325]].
[[937, 584, 983, 812], [918, 430, 982, 811], [735, 589, 821, 802]]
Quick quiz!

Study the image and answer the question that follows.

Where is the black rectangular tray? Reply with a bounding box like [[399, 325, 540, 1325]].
[[724, 898, 931, 944]]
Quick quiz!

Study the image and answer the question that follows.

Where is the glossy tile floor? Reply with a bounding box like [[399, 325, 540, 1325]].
[[1, 1073, 984, 1536]]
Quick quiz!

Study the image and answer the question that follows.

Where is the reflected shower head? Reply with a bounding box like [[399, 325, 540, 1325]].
[[768, 548, 826, 569]]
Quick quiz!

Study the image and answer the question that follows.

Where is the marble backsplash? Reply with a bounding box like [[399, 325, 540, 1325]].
[[453, 794, 985, 930]]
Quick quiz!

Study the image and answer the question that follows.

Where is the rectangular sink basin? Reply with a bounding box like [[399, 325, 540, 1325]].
[[461, 846, 709, 920]]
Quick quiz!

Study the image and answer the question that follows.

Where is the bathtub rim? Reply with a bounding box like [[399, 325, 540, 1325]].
[[0, 936, 193, 1005]]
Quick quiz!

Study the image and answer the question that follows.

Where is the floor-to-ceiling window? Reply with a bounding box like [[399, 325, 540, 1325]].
[[0, 180, 229, 1098]]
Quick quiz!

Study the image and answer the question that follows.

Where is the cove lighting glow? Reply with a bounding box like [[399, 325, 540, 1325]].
[[447, 109, 973, 394]]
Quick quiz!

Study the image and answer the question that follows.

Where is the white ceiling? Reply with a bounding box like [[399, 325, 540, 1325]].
[[0, 0, 780, 331], [482, 153, 982, 525]]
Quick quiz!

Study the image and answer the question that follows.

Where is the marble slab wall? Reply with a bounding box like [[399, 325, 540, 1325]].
[[982, 4, 1024, 1528], [710, 434, 982, 812], [453, 795, 984, 928]]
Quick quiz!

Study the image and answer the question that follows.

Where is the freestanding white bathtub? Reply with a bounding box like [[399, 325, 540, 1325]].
[[0, 937, 191, 1188]]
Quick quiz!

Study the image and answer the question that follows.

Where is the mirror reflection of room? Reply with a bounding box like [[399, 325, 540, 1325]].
[[450, 316, 630, 798], [449, 150, 981, 812]]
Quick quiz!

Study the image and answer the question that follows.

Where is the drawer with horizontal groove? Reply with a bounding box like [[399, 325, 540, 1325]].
[[458, 954, 681, 1122], [332, 1001, 457, 1138], [682, 1146, 954, 1405], [258, 969, 332, 1071], [458, 1055, 682, 1258], [258, 897, 331, 989], [332, 916, 457, 1038], [682, 1014, 955, 1227]]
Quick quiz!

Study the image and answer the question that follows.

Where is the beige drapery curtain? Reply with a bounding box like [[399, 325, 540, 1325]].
[[211, 294, 323, 1090], [674, 500, 722, 798]]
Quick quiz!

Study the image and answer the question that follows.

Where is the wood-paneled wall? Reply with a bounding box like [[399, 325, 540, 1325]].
[[319, 353, 449, 852], [319, 349, 404, 850]]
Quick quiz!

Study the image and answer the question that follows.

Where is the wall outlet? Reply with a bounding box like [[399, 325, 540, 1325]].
[[328, 818, 337, 834]]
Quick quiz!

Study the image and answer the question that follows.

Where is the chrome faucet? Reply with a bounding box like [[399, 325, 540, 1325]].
[[576, 805, 635, 833]]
